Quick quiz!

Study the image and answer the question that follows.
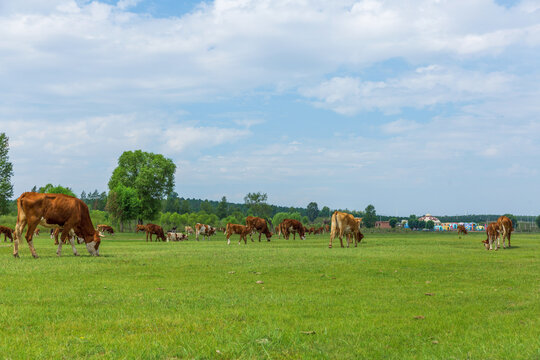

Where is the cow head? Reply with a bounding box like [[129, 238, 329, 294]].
[[357, 232, 365, 243], [85, 231, 103, 256], [482, 240, 490, 250]]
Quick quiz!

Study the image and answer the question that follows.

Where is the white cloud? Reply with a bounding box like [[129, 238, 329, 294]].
[[301, 66, 513, 115]]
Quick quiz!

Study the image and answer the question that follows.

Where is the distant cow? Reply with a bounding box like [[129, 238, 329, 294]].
[[97, 224, 114, 235], [145, 223, 166, 242], [280, 219, 306, 240], [0, 226, 13, 242], [184, 226, 194, 235], [52, 227, 84, 246], [195, 223, 216, 241], [167, 232, 188, 241], [482, 222, 500, 250], [457, 225, 468, 236], [329, 211, 364, 248], [497, 216, 513, 248], [225, 223, 252, 245], [245, 216, 272, 242], [13, 192, 103, 257]]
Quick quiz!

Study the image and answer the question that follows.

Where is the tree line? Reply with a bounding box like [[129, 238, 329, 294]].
[[1, 132, 539, 232]]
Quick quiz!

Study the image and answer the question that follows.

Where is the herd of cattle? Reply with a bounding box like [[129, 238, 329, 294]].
[[0, 192, 516, 258]]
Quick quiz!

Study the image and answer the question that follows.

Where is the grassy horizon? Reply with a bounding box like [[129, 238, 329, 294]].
[[0, 231, 538, 359]]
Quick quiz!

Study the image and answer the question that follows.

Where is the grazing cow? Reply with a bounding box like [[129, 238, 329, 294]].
[[97, 224, 114, 235], [457, 225, 468, 236], [0, 226, 13, 242], [329, 211, 364, 248], [497, 216, 514, 248], [482, 222, 500, 250], [34, 228, 40, 236], [195, 223, 216, 241], [184, 226, 194, 235], [274, 222, 283, 238], [280, 219, 306, 240], [13, 192, 103, 258], [136, 224, 147, 233], [225, 223, 252, 245], [245, 216, 272, 242], [145, 223, 166, 242], [324, 224, 330, 233]]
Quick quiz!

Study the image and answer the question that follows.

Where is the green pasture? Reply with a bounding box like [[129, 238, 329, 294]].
[[0, 231, 539, 359]]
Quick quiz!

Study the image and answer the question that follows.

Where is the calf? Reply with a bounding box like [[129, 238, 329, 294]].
[[167, 232, 188, 241], [184, 226, 194, 235], [281, 219, 306, 240], [482, 222, 500, 250], [457, 225, 468, 236], [0, 225, 13, 242], [145, 223, 166, 242], [225, 223, 252, 245], [97, 224, 114, 235]]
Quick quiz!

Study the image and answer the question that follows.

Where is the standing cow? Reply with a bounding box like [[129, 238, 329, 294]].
[[195, 223, 216, 241], [497, 216, 513, 248], [13, 192, 103, 258], [225, 223, 252, 245], [329, 211, 364, 248]]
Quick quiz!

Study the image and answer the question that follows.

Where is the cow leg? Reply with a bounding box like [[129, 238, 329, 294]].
[[69, 235, 80, 256], [258, 232, 261, 242], [507, 231, 511, 248], [227, 233, 231, 245], [13, 216, 28, 258], [24, 222, 40, 258]]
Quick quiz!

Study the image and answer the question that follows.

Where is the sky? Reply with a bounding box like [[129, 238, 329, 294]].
[[1, 0, 539, 216]]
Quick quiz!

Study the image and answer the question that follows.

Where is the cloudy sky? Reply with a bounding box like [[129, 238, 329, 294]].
[[1, 0, 539, 216]]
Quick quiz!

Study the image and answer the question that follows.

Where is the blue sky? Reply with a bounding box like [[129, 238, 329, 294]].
[[1, 0, 539, 216]]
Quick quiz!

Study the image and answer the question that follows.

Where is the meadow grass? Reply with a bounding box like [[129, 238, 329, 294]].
[[0, 231, 538, 359]]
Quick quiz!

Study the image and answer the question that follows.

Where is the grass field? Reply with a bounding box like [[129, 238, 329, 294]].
[[0, 231, 539, 359]]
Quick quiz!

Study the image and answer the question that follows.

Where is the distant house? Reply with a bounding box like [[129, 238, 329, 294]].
[[375, 221, 391, 229], [418, 214, 441, 224]]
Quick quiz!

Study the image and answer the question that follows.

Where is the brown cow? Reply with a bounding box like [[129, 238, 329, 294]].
[[34, 228, 40, 236], [497, 216, 513, 248], [245, 216, 272, 242], [225, 223, 252, 245], [457, 225, 468, 236], [482, 222, 500, 250], [145, 223, 166, 242], [97, 224, 114, 235], [184, 226, 194, 235], [0, 225, 13, 242], [13, 192, 103, 257], [281, 219, 306, 240], [329, 211, 364, 248], [195, 223, 216, 241]]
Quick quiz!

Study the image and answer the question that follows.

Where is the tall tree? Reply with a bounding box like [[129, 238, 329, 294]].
[[179, 200, 190, 214], [0, 133, 14, 215], [200, 200, 214, 214], [108, 150, 176, 222], [38, 184, 77, 197], [536, 215, 540, 229], [389, 218, 398, 228], [244, 192, 272, 219], [165, 191, 180, 213], [216, 196, 228, 219], [306, 202, 319, 222], [319, 206, 330, 218], [106, 185, 141, 232], [363, 204, 377, 228]]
